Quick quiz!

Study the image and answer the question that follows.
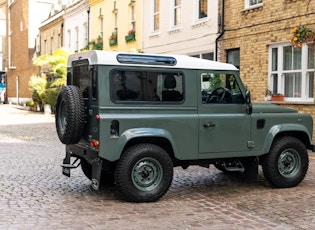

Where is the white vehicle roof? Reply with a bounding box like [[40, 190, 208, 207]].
[[68, 50, 238, 71]]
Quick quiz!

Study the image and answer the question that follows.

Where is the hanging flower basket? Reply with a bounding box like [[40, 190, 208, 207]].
[[290, 25, 315, 48]]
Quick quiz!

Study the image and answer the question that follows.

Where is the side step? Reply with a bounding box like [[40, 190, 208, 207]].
[[223, 161, 245, 172]]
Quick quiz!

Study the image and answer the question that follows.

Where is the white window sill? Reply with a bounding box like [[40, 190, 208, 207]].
[[192, 18, 208, 28], [149, 31, 160, 38], [168, 26, 182, 34]]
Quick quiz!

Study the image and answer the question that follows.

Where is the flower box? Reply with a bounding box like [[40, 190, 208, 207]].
[[109, 39, 117, 46], [271, 94, 284, 101], [125, 33, 135, 42]]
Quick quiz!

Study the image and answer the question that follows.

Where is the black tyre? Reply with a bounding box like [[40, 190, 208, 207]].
[[115, 144, 173, 202], [55, 85, 85, 144], [262, 136, 309, 188], [80, 159, 115, 185]]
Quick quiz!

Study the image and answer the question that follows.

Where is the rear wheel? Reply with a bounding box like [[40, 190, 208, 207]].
[[262, 136, 309, 188], [115, 144, 173, 202]]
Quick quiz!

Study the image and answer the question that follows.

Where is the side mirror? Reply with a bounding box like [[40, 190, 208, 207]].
[[245, 90, 252, 114]]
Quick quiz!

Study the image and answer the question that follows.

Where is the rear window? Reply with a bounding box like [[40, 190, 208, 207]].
[[72, 60, 98, 100], [110, 70, 184, 103], [72, 60, 90, 99]]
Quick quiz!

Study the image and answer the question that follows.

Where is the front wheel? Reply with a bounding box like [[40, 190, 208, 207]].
[[115, 144, 173, 202], [262, 136, 309, 188]]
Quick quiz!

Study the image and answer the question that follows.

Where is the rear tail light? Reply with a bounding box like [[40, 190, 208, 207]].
[[91, 139, 99, 147]]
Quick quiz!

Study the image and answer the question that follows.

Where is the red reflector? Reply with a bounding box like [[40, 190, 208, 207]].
[[95, 114, 100, 121], [91, 139, 99, 147]]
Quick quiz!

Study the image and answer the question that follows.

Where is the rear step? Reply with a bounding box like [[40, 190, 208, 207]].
[[61, 158, 81, 177]]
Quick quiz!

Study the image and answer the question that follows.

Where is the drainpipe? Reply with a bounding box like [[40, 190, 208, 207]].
[[215, 0, 225, 61], [87, 7, 90, 47]]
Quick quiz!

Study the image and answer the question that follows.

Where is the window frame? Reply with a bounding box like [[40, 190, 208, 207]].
[[109, 68, 185, 104], [195, 0, 208, 22], [268, 42, 314, 102], [151, 0, 160, 33], [130, 4, 136, 31], [244, 0, 263, 10], [171, 0, 181, 28]]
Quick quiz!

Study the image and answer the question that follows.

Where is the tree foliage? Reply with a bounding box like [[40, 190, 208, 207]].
[[29, 48, 71, 110]]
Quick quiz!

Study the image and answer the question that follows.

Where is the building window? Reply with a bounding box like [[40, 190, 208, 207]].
[[58, 34, 62, 49], [67, 30, 71, 49], [226, 49, 240, 69], [244, 0, 263, 9], [130, 4, 136, 31], [153, 0, 160, 31], [172, 0, 181, 27], [198, 0, 207, 20], [75, 27, 79, 52], [191, 52, 214, 60], [114, 11, 118, 37], [84, 23, 88, 48], [269, 43, 314, 102], [100, 17, 104, 39], [50, 36, 54, 54]]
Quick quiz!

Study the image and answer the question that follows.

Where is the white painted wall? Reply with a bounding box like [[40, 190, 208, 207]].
[[63, 0, 89, 52], [142, 0, 219, 57]]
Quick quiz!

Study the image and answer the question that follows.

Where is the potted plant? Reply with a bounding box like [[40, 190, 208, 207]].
[[271, 93, 284, 102], [125, 30, 136, 42], [109, 32, 117, 46]]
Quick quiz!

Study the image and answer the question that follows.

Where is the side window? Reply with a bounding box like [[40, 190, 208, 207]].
[[201, 73, 244, 104], [110, 70, 184, 103]]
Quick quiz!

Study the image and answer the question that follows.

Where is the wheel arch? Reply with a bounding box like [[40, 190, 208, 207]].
[[113, 128, 178, 161], [261, 124, 312, 155]]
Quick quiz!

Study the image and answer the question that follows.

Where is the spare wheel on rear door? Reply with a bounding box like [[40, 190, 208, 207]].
[[55, 85, 85, 144]]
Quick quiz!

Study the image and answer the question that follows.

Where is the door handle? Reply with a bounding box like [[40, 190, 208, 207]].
[[203, 122, 216, 128]]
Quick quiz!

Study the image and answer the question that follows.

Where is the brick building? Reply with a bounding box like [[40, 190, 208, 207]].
[[5, 0, 51, 105], [218, 0, 315, 137]]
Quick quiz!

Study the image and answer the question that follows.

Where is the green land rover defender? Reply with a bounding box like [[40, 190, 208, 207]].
[[56, 50, 315, 202]]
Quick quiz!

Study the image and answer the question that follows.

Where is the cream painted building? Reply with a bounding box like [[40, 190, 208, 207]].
[[142, 0, 219, 59], [88, 0, 103, 47], [88, 0, 141, 52]]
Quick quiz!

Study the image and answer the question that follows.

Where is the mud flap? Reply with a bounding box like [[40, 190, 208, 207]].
[[243, 157, 259, 183], [91, 159, 103, 190]]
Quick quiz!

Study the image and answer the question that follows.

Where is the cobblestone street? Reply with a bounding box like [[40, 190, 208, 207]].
[[1, 104, 315, 229]]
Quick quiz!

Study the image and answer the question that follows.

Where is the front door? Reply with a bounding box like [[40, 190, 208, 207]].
[[198, 71, 251, 158]]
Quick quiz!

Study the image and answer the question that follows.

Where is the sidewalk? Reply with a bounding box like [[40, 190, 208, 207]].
[[0, 104, 54, 125]]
